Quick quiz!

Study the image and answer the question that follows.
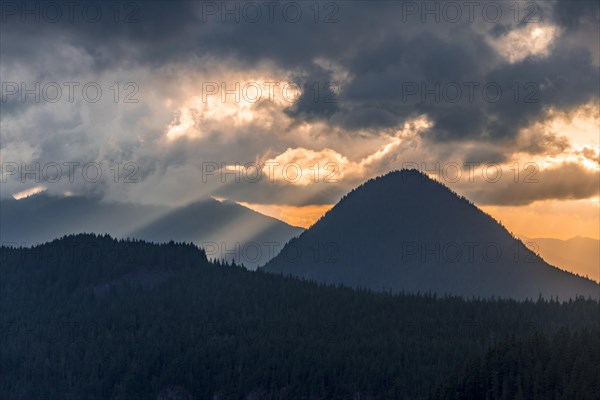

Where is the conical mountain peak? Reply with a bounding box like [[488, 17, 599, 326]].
[[264, 170, 599, 300]]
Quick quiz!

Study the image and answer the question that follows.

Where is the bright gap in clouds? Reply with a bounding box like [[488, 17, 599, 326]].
[[12, 185, 47, 200], [165, 75, 302, 141], [254, 115, 433, 186], [512, 101, 599, 170], [488, 24, 561, 63]]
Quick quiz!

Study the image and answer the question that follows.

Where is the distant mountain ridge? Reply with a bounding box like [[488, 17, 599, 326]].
[[519, 235, 600, 283], [132, 198, 303, 268], [0, 194, 302, 269], [263, 169, 599, 300], [0, 194, 167, 246]]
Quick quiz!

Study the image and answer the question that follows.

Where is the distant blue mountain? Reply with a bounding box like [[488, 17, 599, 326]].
[[0, 194, 302, 269], [132, 198, 303, 268], [0, 194, 166, 246]]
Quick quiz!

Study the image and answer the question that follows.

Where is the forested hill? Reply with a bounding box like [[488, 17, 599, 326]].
[[1, 234, 599, 399]]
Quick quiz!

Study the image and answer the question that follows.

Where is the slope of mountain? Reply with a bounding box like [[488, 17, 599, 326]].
[[0, 194, 302, 269], [131, 198, 304, 268], [263, 170, 600, 300], [2, 235, 598, 399], [0, 194, 167, 246], [519, 236, 600, 283]]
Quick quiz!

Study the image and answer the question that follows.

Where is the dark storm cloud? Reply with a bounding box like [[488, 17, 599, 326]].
[[1, 0, 599, 206], [283, 64, 341, 120], [329, 27, 598, 143], [3, 1, 597, 144], [552, 0, 600, 29], [335, 31, 494, 134], [1, 1, 357, 70], [482, 43, 599, 138]]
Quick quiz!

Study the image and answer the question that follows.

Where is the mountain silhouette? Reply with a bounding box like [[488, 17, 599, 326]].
[[1, 194, 302, 269], [0, 194, 166, 246], [131, 198, 303, 268], [263, 170, 600, 300]]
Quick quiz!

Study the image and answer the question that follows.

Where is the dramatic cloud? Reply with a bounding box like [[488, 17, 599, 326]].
[[1, 0, 598, 221]]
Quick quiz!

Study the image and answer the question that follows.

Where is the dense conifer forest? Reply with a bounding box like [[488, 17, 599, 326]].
[[1, 234, 598, 399]]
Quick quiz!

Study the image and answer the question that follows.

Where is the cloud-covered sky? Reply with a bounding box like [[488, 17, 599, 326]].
[[1, 0, 598, 238]]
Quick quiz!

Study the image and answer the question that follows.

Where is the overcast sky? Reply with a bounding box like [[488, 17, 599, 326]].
[[1, 0, 598, 238]]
